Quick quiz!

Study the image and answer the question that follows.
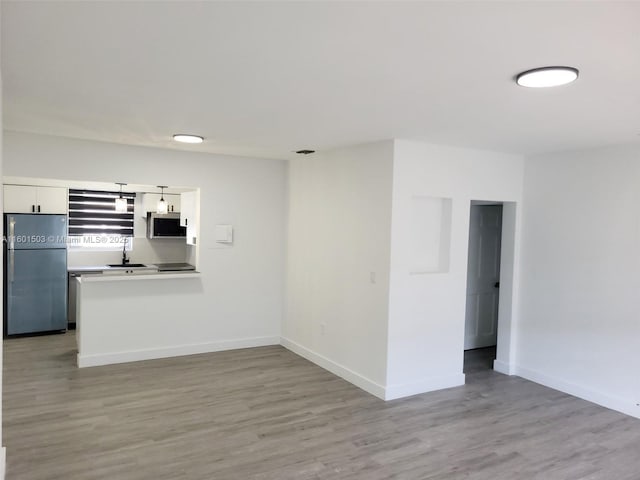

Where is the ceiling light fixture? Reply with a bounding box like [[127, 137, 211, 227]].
[[516, 66, 579, 88], [156, 186, 169, 214], [115, 182, 128, 213], [173, 134, 204, 144], [295, 149, 315, 155]]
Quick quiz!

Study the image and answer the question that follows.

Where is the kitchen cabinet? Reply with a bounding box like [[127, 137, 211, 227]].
[[3, 185, 68, 214], [180, 191, 197, 245], [141, 193, 180, 216]]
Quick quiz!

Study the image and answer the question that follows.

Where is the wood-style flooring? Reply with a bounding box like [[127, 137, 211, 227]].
[[463, 346, 496, 374], [3, 333, 639, 480]]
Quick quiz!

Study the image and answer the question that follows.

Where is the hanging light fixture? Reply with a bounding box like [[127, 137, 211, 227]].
[[156, 185, 169, 214], [115, 182, 128, 213]]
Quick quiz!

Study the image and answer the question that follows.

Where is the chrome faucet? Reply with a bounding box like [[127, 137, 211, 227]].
[[122, 242, 130, 265]]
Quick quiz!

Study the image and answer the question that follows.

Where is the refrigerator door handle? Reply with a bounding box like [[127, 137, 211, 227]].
[[8, 250, 14, 283], [8, 216, 15, 250]]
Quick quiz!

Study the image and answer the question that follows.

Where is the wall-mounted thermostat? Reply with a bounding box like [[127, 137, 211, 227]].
[[215, 224, 233, 243]]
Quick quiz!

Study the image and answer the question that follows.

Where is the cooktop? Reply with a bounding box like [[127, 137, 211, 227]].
[[154, 263, 196, 272]]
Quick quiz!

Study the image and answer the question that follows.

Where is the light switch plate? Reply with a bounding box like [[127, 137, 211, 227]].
[[215, 224, 233, 243]]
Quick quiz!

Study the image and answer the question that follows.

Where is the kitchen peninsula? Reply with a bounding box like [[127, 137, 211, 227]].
[[75, 269, 204, 367]]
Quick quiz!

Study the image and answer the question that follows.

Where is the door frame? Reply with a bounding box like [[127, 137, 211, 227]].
[[464, 200, 520, 376]]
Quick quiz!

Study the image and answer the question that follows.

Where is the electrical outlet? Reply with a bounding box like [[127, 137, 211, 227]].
[[370, 272, 376, 284], [320, 323, 327, 335]]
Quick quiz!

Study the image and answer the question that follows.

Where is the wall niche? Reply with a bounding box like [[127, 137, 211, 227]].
[[409, 196, 452, 274]]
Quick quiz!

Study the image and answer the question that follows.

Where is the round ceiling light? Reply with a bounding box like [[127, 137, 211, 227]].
[[173, 134, 204, 144], [516, 66, 579, 88]]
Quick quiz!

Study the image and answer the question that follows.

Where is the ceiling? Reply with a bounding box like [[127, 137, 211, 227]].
[[2, 1, 640, 160]]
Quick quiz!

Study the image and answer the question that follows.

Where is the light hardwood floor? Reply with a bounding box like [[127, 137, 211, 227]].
[[3, 333, 639, 480]]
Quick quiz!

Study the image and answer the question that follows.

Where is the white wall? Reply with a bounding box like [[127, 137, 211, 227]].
[[3, 131, 286, 345], [284, 141, 394, 397], [517, 145, 640, 418], [386, 140, 524, 399]]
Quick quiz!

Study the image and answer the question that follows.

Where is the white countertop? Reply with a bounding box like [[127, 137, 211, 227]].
[[68, 265, 112, 272], [78, 271, 201, 282], [69, 264, 196, 273]]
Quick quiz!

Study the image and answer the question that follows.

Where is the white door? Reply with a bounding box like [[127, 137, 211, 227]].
[[464, 205, 502, 350]]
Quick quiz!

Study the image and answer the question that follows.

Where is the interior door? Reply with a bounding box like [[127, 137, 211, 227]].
[[464, 205, 502, 350]]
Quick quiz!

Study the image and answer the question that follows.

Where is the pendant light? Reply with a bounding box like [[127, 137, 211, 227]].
[[115, 182, 128, 213], [156, 185, 169, 214]]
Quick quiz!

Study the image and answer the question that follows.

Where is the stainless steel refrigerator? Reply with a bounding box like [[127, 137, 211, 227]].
[[4, 214, 68, 335]]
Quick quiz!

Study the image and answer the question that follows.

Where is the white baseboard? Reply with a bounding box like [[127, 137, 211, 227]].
[[280, 337, 466, 401], [77, 336, 280, 368], [493, 359, 515, 375], [384, 373, 465, 401], [280, 337, 386, 399], [515, 365, 639, 419], [0, 446, 6, 480]]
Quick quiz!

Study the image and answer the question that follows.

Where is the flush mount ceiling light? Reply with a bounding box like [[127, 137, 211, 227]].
[[156, 185, 168, 214], [516, 66, 579, 88], [115, 182, 128, 213], [173, 134, 204, 144]]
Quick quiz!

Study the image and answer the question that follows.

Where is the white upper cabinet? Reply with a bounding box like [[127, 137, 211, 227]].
[[141, 193, 180, 216], [180, 191, 197, 245], [37, 186, 69, 214], [3, 185, 68, 214]]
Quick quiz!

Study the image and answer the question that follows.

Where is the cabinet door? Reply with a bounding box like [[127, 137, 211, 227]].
[[3, 185, 38, 213], [143, 193, 180, 215], [180, 192, 193, 227], [167, 194, 180, 213], [142, 193, 160, 216], [37, 187, 68, 214], [180, 191, 197, 245]]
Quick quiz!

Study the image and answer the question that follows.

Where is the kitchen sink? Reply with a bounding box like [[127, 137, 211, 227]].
[[106, 263, 150, 268]]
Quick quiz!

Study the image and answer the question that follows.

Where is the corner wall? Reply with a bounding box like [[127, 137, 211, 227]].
[[517, 145, 640, 418], [386, 140, 524, 399], [284, 141, 394, 397]]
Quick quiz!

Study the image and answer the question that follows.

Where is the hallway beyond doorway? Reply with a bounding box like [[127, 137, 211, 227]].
[[464, 346, 496, 374]]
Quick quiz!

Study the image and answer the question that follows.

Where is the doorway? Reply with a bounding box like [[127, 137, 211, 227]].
[[464, 202, 503, 374]]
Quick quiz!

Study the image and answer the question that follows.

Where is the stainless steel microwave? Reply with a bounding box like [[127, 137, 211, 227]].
[[147, 212, 186, 239]]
